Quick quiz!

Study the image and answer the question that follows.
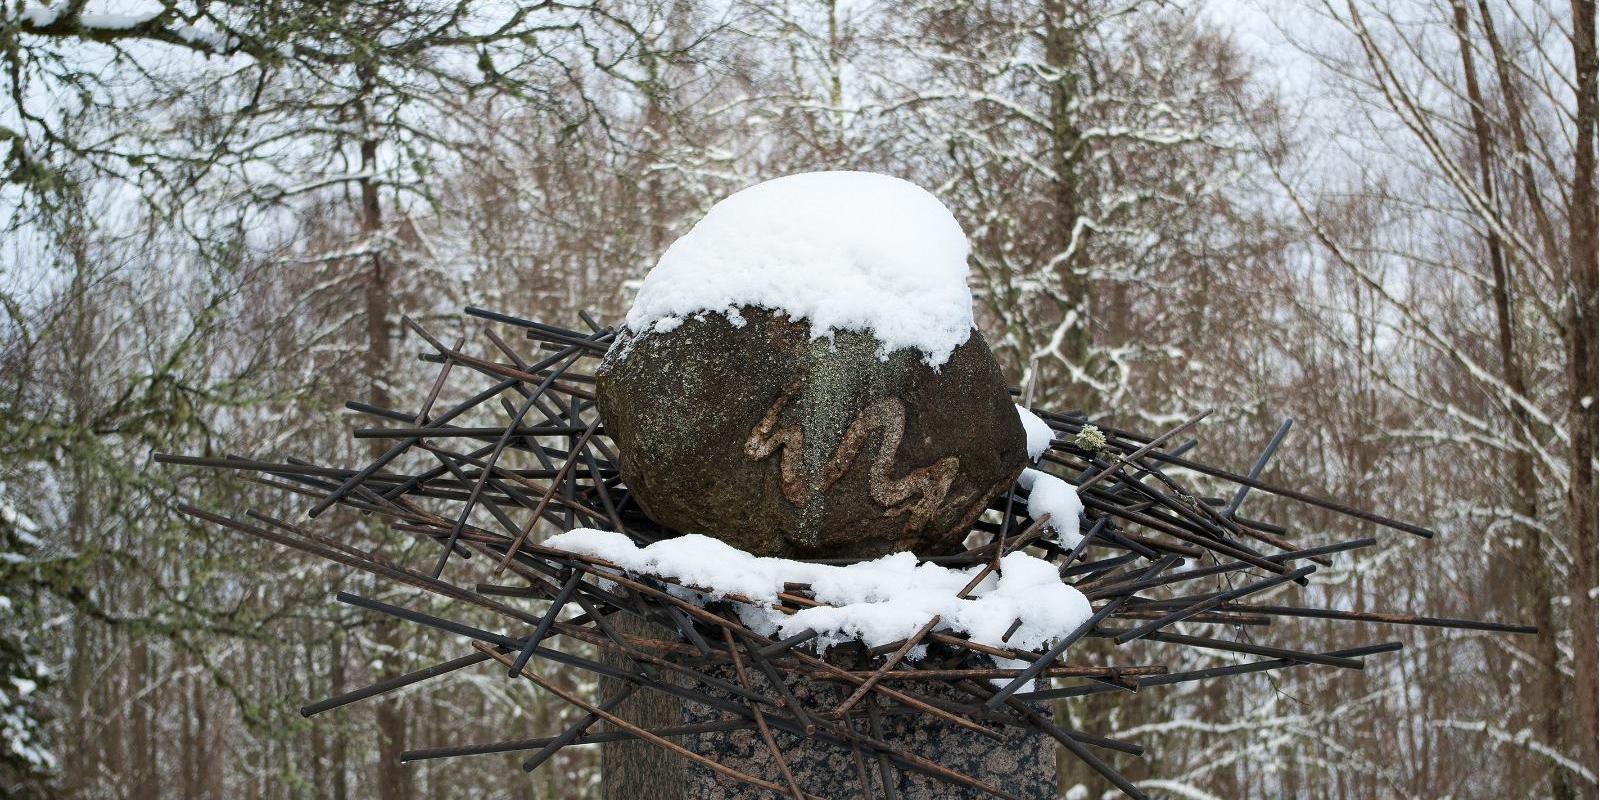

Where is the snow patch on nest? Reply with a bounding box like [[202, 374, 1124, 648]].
[[623, 171, 975, 365], [1016, 405, 1055, 461], [1018, 468, 1084, 547], [544, 529, 1091, 658]]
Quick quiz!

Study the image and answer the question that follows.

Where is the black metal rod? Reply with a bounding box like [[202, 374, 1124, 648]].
[[510, 570, 583, 676], [522, 683, 640, 772], [1088, 539, 1373, 599], [301, 650, 493, 717], [309, 378, 520, 517], [1017, 643, 1403, 701], [1125, 446, 1434, 538], [1225, 418, 1292, 518], [1113, 565, 1316, 643], [986, 555, 1180, 709], [401, 718, 754, 762], [1132, 630, 1366, 670]]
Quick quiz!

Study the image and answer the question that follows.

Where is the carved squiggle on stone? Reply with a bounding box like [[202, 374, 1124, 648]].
[[825, 398, 960, 533], [743, 381, 812, 507], [744, 382, 959, 533]]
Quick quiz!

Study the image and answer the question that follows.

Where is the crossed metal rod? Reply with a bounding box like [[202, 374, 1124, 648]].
[[158, 306, 1534, 800]]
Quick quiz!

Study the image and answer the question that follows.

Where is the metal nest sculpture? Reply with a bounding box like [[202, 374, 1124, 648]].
[[156, 306, 1535, 800]]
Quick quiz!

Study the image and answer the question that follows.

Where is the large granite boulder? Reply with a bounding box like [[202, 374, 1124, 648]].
[[595, 307, 1025, 559]]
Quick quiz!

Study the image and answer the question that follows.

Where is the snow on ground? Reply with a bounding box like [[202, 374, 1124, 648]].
[[1017, 468, 1084, 547], [623, 171, 975, 365], [544, 529, 1091, 659], [1015, 404, 1055, 461]]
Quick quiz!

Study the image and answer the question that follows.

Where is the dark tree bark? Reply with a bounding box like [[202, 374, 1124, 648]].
[[1562, 0, 1599, 779], [330, 633, 350, 800], [357, 66, 413, 800], [1043, 0, 1093, 409], [1449, 4, 1567, 794], [600, 614, 685, 800]]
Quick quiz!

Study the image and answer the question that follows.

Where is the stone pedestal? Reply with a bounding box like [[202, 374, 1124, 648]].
[[680, 664, 1057, 800]]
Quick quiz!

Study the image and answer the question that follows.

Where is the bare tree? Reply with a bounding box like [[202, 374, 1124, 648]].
[[2, 1, 1592, 797], [1245, 0, 1597, 793]]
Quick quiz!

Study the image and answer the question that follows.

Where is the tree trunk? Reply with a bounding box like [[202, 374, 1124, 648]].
[[330, 632, 350, 800], [1043, 0, 1092, 408], [1562, 0, 1599, 779], [1449, 5, 1566, 793], [601, 614, 685, 800], [357, 77, 413, 800], [129, 636, 158, 800]]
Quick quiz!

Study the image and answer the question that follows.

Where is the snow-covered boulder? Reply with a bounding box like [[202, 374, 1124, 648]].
[[596, 172, 1025, 558]]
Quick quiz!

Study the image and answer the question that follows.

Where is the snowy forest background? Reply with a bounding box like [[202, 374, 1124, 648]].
[[1, 0, 1595, 798]]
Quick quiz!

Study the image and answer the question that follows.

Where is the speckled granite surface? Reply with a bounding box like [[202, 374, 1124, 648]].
[[680, 663, 1056, 800]]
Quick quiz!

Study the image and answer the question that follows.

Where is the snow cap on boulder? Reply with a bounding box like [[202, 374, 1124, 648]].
[[624, 171, 975, 366]]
